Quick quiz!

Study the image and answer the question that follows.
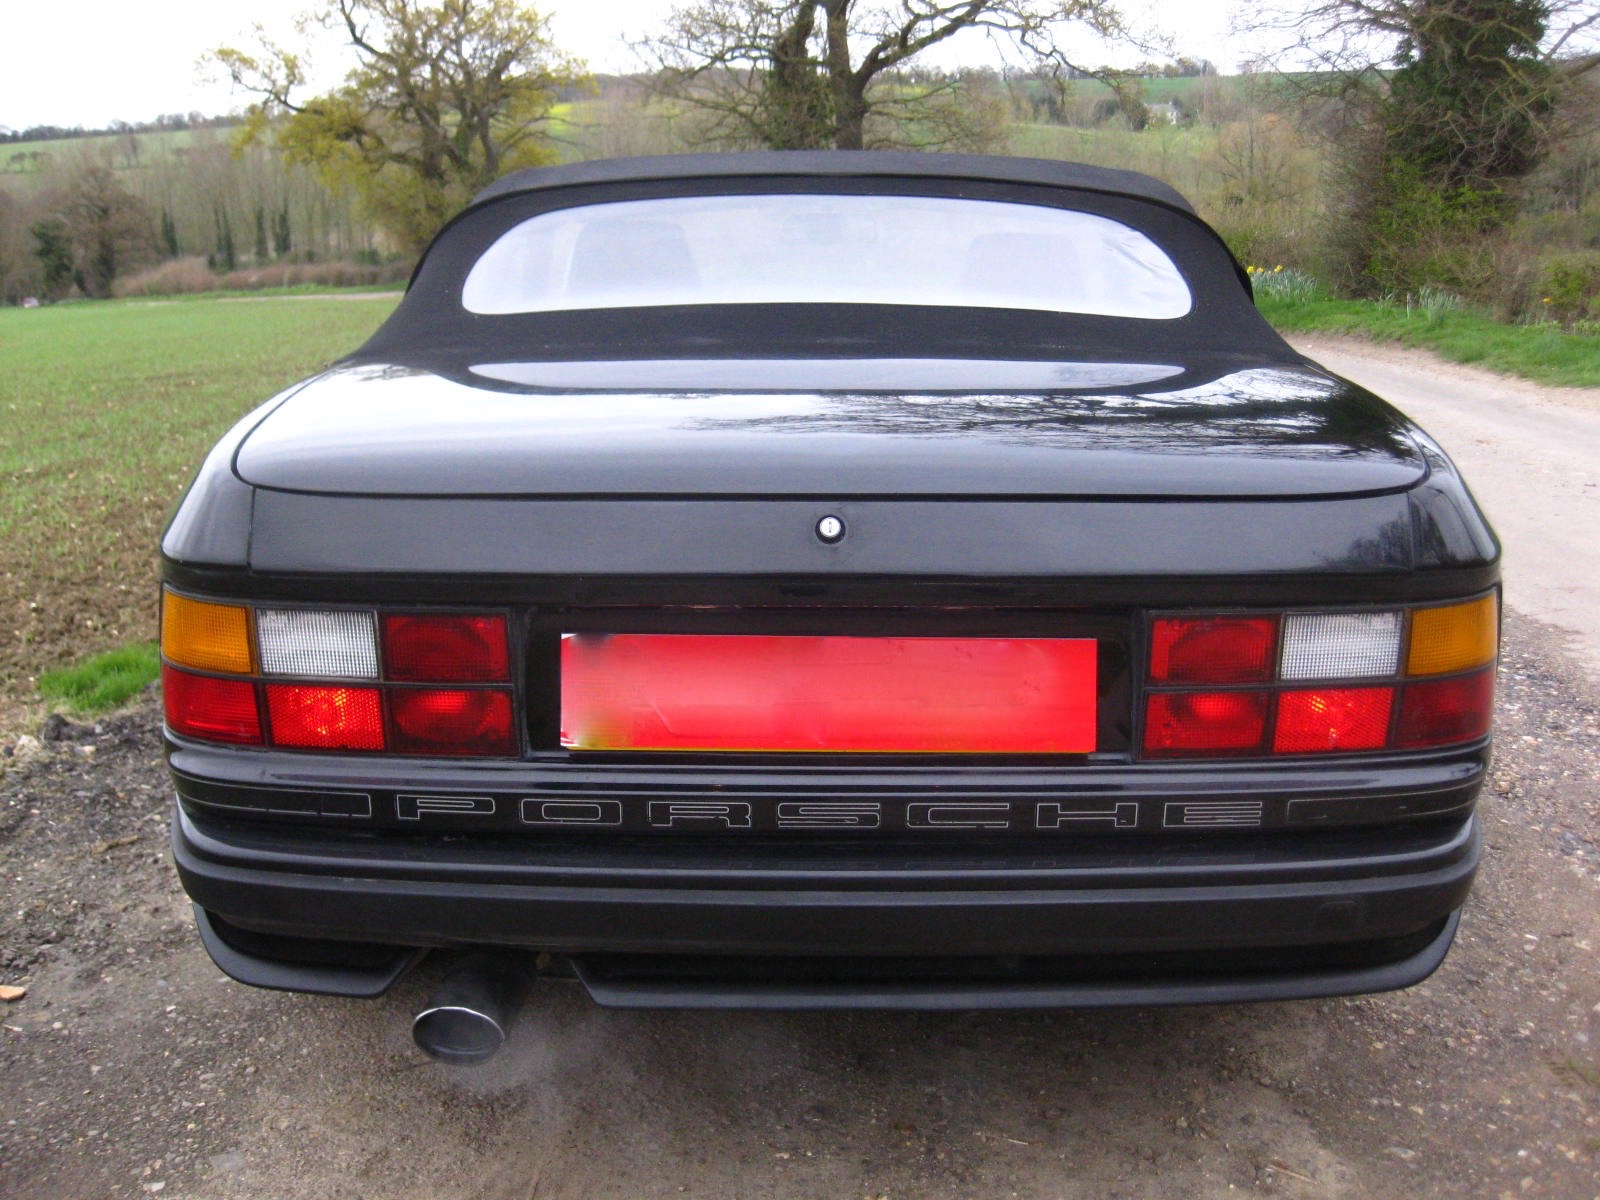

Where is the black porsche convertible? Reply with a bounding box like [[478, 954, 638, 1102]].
[[160, 153, 1498, 1063]]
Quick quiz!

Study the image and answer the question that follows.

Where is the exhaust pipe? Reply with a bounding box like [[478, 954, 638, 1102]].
[[412, 955, 528, 1065]]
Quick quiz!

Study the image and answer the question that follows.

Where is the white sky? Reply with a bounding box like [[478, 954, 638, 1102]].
[[1, 0, 1265, 133]]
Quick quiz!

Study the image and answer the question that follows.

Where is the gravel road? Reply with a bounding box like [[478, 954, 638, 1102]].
[[2, 339, 1598, 1200]]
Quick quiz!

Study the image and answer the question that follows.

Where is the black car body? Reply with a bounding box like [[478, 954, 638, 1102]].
[[162, 153, 1498, 1019]]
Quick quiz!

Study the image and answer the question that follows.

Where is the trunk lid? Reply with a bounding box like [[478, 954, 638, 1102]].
[[233, 360, 1428, 499]]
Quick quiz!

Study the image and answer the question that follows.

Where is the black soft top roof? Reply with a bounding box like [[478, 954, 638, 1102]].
[[470, 151, 1196, 217], [360, 151, 1292, 370]]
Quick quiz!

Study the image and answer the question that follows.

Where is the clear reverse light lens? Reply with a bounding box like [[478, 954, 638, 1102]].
[[257, 609, 378, 679], [1280, 611, 1400, 681]]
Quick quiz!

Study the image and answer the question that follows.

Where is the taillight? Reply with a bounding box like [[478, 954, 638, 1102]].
[[390, 688, 516, 755], [266, 684, 385, 751], [1149, 617, 1274, 684], [1407, 594, 1497, 676], [162, 664, 263, 745], [1142, 593, 1496, 759], [383, 614, 509, 682], [1145, 691, 1268, 755], [159, 589, 517, 757], [162, 593, 256, 675], [1396, 671, 1495, 748], [1272, 688, 1392, 754]]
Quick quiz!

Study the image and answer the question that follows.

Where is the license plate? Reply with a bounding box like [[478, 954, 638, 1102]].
[[560, 634, 1097, 753]]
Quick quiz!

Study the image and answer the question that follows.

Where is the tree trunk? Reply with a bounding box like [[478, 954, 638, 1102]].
[[832, 88, 868, 149], [822, 0, 865, 148], [768, 2, 831, 148]]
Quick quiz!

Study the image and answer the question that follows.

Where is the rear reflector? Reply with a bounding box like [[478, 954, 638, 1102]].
[[162, 593, 256, 676], [265, 684, 384, 750], [1142, 690, 1268, 756], [1272, 687, 1393, 754], [561, 634, 1097, 753], [1149, 617, 1275, 684], [162, 665, 262, 744], [383, 615, 510, 682], [390, 688, 516, 756], [258, 609, 378, 679], [1396, 669, 1495, 748]]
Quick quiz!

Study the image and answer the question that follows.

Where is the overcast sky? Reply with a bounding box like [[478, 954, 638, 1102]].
[[2, 0, 1264, 133]]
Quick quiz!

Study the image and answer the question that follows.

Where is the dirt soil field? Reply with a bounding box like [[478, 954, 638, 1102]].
[[3, 339, 1600, 1199]]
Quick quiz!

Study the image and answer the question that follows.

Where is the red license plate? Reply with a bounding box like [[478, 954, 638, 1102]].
[[560, 634, 1097, 753]]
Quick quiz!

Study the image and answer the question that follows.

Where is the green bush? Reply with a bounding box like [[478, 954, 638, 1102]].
[[1537, 252, 1600, 327]]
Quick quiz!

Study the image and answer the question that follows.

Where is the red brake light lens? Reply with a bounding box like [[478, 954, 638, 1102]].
[[383, 614, 510, 682], [1149, 617, 1276, 684], [1395, 670, 1495, 748], [389, 688, 516, 756], [1273, 687, 1393, 754], [265, 684, 384, 750], [163, 664, 262, 744], [1143, 691, 1268, 756]]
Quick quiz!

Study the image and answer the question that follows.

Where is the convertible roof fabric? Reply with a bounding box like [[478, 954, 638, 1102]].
[[358, 153, 1294, 371], [470, 152, 1196, 216]]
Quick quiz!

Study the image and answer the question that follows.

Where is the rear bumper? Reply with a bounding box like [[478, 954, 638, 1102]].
[[173, 802, 1479, 1006]]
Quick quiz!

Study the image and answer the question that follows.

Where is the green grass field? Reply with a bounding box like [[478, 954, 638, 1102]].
[[0, 294, 396, 703]]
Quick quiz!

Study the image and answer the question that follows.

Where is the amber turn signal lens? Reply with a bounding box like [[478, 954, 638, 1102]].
[[1407, 594, 1497, 677], [162, 591, 256, 675]]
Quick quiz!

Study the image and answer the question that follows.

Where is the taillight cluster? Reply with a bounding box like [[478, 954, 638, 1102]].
[[160, 590, 517, 757], [1141, 594, 1497, 759]]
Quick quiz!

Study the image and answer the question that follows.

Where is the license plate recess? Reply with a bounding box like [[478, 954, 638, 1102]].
[[560, 634, 1097, 753]]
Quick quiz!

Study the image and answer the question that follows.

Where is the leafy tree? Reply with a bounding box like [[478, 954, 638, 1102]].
[[160, 208, 181, 259], [1383, 0, 1554, 187], [0, 191, 46, 303], [273, 203, 293, 257], [1253, 0, 1598, 293], [643, 0, 1131, 151], [214, 0, 586, 253], [212, 207, 237, 273], [30, 217, 76, 296], [29, 166, 155, 297]]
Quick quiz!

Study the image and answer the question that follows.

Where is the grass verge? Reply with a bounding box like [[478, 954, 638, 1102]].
[[1257, 293, 1600, 389], [38, 643, 160, 713]]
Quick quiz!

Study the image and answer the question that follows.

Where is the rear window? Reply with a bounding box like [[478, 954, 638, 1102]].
[[461, 194, 1192, 320]]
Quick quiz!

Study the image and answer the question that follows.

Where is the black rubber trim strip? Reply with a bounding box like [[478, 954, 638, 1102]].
[[192, 905, 425, 998], [569, 911, 1461, 1011]]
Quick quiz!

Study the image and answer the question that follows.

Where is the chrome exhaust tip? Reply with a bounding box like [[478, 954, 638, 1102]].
[[412, 955, 527, 1065]]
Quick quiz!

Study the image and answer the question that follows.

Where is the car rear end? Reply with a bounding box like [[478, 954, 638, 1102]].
[[164, 462, 1496, 1011], [159, 153, 1500, 1029]]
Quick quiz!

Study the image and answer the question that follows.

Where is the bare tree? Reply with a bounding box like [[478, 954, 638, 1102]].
[[642, 0, 1132, 151]]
